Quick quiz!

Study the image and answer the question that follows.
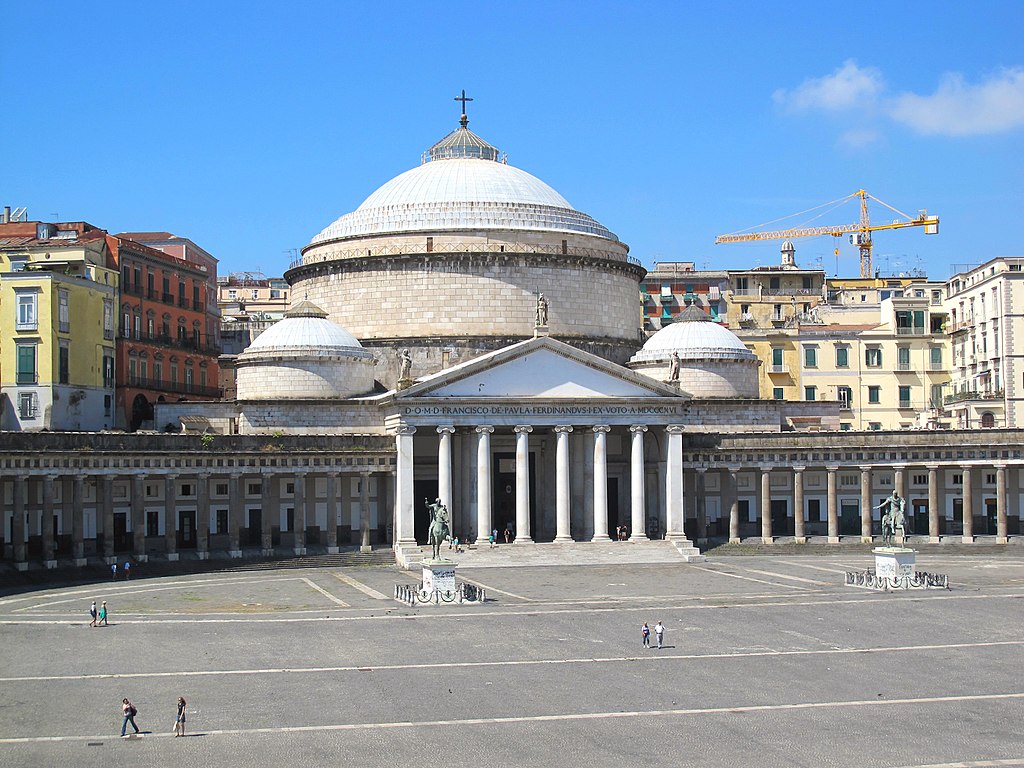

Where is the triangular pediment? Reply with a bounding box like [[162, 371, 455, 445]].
[[396, 337, 681, 399]]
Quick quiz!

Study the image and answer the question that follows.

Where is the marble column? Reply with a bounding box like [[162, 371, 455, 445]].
[[962, 466, 974, 543], [793, 466, 806, 543], [514, 425, 533, 543], [927, 465, 940, 542], [131, 475, 146, 560], [760, 466, 772, 544], [13, 475, 27, 568], [261, 473, 274, 554], [894, 466, 906, 505], [474, 426, 493, 545], [695, 468, 708, 542], [228, 472, 243, 557], [860, 467, 872, 543], [72, 474, 85, 565], [826, 465, 839, 543], [164, 474, 178, 561], [664, 426, 685, 540], [554, 425, 573, 542], [326, 473, 339, 553], [395, 426, 417, 547], [591, 425, 611, 541], [196, 473, 210, 559], [437, 426, 455, 515], [629, 425, 648, 541], [728, 467, 741, 544], [101, 475, 115, 561], [360, 472, 371, 552], [293, 471, 307, 555], [996, 464, 1008, 544], [42, 475, 55, 567]]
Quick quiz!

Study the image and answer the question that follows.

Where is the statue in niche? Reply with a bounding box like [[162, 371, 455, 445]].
[[536, 293, 548, 327], [398, 348, 412, 381], [668, 351, 681, 382]]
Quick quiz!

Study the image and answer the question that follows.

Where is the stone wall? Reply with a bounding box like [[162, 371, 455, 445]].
[[236, 353, 376, 400]]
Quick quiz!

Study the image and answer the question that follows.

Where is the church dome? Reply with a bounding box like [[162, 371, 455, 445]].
[[633, 305, 756, 362], [242, 300, 369, 356], [308, 120, 618, 245]]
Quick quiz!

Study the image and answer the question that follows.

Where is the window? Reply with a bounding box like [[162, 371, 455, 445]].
[[897, 347, 911, 370], [103, 353, 114, 388], [134, 313, 141, 340], [154, 361, 163, 384], [228, 289, 237, 300], [18, 392, 37, 419], [129, 358, 137, 385], [865, 347, 882, 367], [898, 386, 911, 408], [913, 474, 927, 486], [285, 482, 295, 495], [772, 387, 784, 400], [952, 473, 963, 485], [147, 510, 159, 537], [104, 394, 112, 416], [122, 310, 131, 337], [15, 292, 37, 330], [773, 304, 783, 320], [180, 483, 194, 497], [140, 360, 148, 383], [216, 509, 228, 534], [58, 343, 70, 385], [805, 386, 816, 401], [868, 386, 881, 404], [16, 343, 36, 385], [840, 423, 852, 430], [170, 365, 178, 386], [930, 384, 944, 409], [836, 346, 849, 368], [802, 276, 813, 290], [103, 300, 114, 339], [771, 348, 784, 370], [930, 346, 942, 369], [185, 366, 194, 392], [58, 290, 70, 333], [215, 483, 228, 496], [247, 482, 262, 496], [837, 386, 852, 409], [804, 347, 817, 368], [869, 422, 882, 431], [985, 473, 996, 485], [147, 318, 155, 338]]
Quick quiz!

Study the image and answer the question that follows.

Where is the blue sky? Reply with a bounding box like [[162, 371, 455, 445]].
[[4, 1, 1022, 280]]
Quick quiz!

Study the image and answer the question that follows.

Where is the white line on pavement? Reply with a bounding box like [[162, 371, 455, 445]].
[[3, 691, 1024, 744], [458, 577, 533, 601], [893, 760, 1024, 768], [690, 565, 809, 590], [331, 571, 388, 600], [741, 568, 833, 586], [1, 639, 1020, 684], [776, 560, 851, 575], [300, 577, 349, 607]]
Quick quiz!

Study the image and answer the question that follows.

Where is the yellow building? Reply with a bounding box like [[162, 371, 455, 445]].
[[1, 221, 118, 431]]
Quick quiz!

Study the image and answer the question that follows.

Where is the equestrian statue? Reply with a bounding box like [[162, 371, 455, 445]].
[[425, 498, 451, 560]]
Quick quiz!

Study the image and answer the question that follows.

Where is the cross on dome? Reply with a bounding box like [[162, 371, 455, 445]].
[[454, 89, 473, 127]]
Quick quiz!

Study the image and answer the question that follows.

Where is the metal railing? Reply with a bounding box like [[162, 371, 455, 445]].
[[944, 389, 1005, 404], [127, 377, 222, 398]]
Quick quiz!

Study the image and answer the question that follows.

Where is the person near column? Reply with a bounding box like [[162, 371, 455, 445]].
[[174, 696, 187, 737], [654, 620, 665, 649], [121, 697, 140, 737], [641, 622, 651, 648]]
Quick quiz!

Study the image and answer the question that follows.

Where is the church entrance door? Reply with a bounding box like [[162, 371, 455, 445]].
[[492, 453, 535, 542]]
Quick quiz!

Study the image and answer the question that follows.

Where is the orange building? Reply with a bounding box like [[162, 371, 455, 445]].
[[108, 233, 221, 430]]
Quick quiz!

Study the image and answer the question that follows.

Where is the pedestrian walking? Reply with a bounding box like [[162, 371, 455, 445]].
[[99, 601, 108, 626], [121, 698, 140, 737], [111, 562, 117, 581], [124, 561, 131, 580], [503, 525, 512, 544], [654, 620, 665, 649], [489, 529, 497, 549], [174, 696, 187, 737], [89, 601, 97, 628], [641, 622, 651, 648]]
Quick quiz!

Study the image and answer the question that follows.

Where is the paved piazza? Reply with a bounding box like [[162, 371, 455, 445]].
[[1, 555, 1023, 768]]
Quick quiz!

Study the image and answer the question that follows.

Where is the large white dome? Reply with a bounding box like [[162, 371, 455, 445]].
[[633, 306, 756, 362]]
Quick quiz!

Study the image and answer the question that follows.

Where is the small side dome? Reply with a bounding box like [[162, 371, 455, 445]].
[[236, 300, 376, 400], [628, 306, 759, 398]]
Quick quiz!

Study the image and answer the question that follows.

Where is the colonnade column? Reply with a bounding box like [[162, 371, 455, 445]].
[[760, 466, 772, 544], [165, 474, 178, 561], [860, 467, 872, 543], [41, 475, 55, 567], [360, 472, 371, 552], [996, 464, 1008, 544], [695, 468, 708, 543], [12, 475, 26, 569], [727, 466, 741, 544], [962, 466, 974, 543], [132, 475, 146, 560], [395, 426, 417, 548], [591, 426, 610, 542], [261, 473, 274, 554], [629, 425, 648, 541], [514, 425, 533, 543], [793, 466, 806, 543], [826, 465, 839, 543], [554, 426, 573, 542], [927, 465, 941, 543], [325, 473, 338, 553], [293, 471, 307, 555], [474, 426, 493, 545], [72, 475, 85, 565], [228, 472, 243, 557], [196, 473, 210, 559], [437, 426, 455, 515], [664, 426, 685, 540], [101, 476, 115, 562]]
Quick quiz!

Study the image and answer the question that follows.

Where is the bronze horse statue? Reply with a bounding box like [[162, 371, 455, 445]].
[[425, 498, 450, 560]]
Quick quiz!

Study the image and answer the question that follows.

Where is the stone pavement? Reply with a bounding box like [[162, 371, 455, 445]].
[[0, 555, 1023, 768]]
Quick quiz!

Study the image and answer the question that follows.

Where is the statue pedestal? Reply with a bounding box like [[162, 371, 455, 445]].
[[422, 559, 457, 596], [873, 546, 915, 579]]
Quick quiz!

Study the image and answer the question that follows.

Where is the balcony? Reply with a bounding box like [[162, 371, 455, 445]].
[[897, 361, 913, 371], [763, 287, 816, 297], [178, 297, 191, 309], [896, 327, 927, 336], [162, 292, 174, 304], [899, 400, 912, 410], [127, 376, 223, 398], [944, 389, 1005, 405], [16, 372, 37, 385], [929, 361, 944, 371], [121, 332, 220, 357], [768, 364, 788, 375]]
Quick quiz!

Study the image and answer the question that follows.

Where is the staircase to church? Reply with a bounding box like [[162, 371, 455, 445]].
[[397, 538, 704, 569]]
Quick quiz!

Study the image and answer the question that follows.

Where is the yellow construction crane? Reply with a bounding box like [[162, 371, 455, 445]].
[[715, 189, 939, 279]]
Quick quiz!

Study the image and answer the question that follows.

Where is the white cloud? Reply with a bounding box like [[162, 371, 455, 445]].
[[773, 60, 885, 112], [838, 128, 881, 149], [888, 68, 1024, 136]]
